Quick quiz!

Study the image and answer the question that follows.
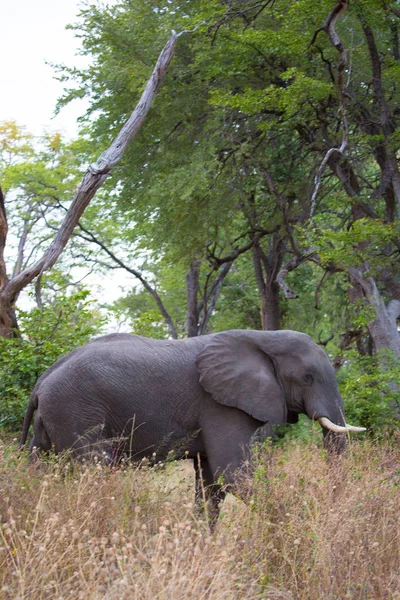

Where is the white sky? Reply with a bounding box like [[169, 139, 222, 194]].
[[1, 0, 93, 137]]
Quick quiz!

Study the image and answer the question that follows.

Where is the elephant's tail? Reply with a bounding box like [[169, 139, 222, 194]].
[[19, 390, 38, 446]]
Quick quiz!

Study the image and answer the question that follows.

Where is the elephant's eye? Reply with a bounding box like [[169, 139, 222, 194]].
[[303, 372, 314, 384]]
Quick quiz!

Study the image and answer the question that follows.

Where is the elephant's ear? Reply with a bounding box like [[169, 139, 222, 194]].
[[196, 331, 287, 424]]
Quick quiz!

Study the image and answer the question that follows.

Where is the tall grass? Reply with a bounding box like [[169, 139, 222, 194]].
[[0, 436, 399, 599]]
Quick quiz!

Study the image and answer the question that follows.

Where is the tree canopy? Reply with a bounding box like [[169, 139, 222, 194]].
[[54, 0, 399, 350], [0, 0, 399, 429]]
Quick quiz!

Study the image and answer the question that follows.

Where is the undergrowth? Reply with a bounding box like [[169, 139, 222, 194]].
[[0, 437, 399, 599]]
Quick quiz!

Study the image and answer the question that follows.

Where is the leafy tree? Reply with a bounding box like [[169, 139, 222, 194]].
[[54, 0, 400, 431], [338, 350, 400, 435], [26, 1, 399, 345]]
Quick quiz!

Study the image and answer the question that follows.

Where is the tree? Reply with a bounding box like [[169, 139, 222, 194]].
[[58, 0, 399, 356], [0, 32, 178, 338]]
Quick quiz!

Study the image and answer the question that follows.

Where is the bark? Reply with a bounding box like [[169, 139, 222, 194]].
[[252, 238, 282, 331], [262, 281, 281, 331], [0, 187, 8, 293], [349, 266, 400, 356], [186, 261, 201, 337], [0, 187, 19, 336], [0, 32, 178, 338]]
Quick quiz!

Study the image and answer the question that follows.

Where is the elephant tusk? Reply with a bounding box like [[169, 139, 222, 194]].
[[318, 417, 366, 433]]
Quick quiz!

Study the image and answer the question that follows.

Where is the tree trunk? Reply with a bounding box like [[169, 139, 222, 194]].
[[349, 266, 400, 356], [252, 238, 282, 331], [0, 297, 19, 338], [0, 187, 19, 336], [263, 282, 281, 331], [186, 260, 201, 337]]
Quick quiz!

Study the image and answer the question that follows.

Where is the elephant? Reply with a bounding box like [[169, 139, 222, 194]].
[[20, 329, 365, 519]]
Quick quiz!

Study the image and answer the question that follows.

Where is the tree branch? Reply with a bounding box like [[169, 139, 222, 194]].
[[309, 0, 349, 220], [275, 253, 316, 299], [208, 226, 280, 268], [75, 223, 178, 339], [198, 262, 233, 335], [12, 210, 37, 278], [0, 186, 9, 291]]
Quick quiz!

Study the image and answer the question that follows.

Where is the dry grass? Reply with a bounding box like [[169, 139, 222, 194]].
[[0, 436, 399, 599]]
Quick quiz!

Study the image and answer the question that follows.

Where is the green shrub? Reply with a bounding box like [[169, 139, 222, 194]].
[[339, 350, 400, 436], [0, 291, 104, 431]]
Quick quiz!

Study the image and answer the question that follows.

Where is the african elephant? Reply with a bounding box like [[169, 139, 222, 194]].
[[20, 329, 364, 515]]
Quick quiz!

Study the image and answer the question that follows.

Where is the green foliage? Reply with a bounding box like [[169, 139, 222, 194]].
[[127, 309, 170, 339], [109, 258, 189, 337], [207, 254, 262, 332], [273, 415, 320, 448], [0, 292, 104, 431], [339, 350, 400, 435], [308, 219, 399, 272], [0, 121, 91, 274]]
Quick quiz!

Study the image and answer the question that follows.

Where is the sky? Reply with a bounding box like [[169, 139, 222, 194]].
[[1, 0, 90, 137]]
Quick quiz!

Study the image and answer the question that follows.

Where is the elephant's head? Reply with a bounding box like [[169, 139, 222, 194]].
[[196, 329, 365, 452]]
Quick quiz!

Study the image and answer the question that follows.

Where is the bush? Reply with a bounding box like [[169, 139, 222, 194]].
[[0, 291, 104, 431], [339, 350, 400, 436]]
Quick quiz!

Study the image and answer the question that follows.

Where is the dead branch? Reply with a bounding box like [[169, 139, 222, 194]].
[[275, 254, 310, 299]]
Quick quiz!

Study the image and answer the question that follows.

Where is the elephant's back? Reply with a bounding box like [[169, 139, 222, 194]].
[[37, 333, 207, 389], [35, 333, 208, 449]]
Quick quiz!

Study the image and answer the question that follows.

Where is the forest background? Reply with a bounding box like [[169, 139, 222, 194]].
[[0, 0, 399, 436]]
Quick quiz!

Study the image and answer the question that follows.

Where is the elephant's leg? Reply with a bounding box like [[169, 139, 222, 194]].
[[193, 454, 225, 527], [200, 406, 261, 492], [29, 413, 52, 461], [250, 422, 274, 446]]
